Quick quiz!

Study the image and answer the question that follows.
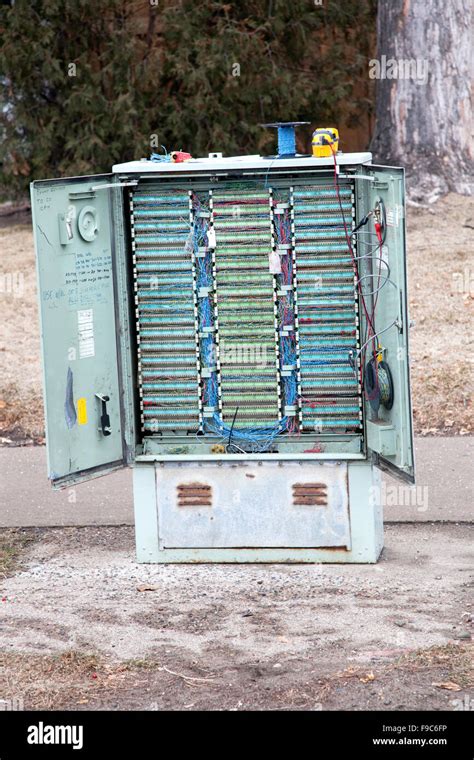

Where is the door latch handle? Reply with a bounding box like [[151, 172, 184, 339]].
[[95, 394, 111, 436]]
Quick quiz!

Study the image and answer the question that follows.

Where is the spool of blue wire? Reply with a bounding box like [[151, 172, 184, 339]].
[[260, 121, 309, 157]]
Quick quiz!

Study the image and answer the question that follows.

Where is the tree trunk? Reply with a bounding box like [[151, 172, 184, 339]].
[[370, 0, 473, 202]]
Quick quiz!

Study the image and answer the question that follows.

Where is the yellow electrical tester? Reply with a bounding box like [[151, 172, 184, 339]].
[[312, 127, 339, 157]]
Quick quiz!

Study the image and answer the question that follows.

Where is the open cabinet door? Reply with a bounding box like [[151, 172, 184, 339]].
[[363, 165, 415, 484], [31, 174, 135, 488]]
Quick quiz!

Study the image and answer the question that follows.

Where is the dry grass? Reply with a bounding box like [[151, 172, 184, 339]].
[[0, 225, 43, 441], [0, 642, 471, 711], [407, 194, 473, 434], [323, 643, 473, 689], [0, 528, 38, 580], [0, 650, 173, 711], [397, 643, 474, 689], [0, 650, 102, 710], [0, 193, 472, 439]]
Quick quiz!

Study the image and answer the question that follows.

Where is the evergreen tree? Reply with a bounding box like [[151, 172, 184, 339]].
[[0, 0, 376, 196]]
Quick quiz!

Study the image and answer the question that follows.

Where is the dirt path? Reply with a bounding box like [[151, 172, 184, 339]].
[[0, 524, 472, 710]]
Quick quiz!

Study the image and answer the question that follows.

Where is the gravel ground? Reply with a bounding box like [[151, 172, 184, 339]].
[[0, 193, 472, 440], [0, 523, 472, 710]]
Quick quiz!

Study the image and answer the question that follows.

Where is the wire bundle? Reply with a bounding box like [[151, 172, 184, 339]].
[[273, 199, 298, 434], [204, 412, 288, 453], [192, 195, 219, 416]]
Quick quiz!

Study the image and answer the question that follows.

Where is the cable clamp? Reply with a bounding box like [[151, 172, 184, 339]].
[[198, 287, 211, 297], [201, 366, 217, 377], [348, 349, 357, 376], [277, 244, 292, 252], [206, 227, 217, 248], [277, 285, 293, 296], [282, 363, 296, 371]]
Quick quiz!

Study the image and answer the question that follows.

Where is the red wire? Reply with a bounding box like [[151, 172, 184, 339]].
[[329, 145, 378, 392]]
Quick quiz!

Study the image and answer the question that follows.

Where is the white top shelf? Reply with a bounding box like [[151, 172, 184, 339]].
[[112, 152, 373, 174]]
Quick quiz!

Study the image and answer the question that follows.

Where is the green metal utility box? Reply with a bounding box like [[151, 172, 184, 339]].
[[32, 147, 414, 562]]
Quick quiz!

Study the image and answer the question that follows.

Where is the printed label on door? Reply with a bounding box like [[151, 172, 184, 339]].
[[77, 309, 95, 358]]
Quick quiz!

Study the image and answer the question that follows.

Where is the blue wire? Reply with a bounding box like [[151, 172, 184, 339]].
[[278, 126, 296, 156]]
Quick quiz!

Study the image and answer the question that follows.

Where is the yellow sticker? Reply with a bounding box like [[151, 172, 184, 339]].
[[77, 397, 88, 425]]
